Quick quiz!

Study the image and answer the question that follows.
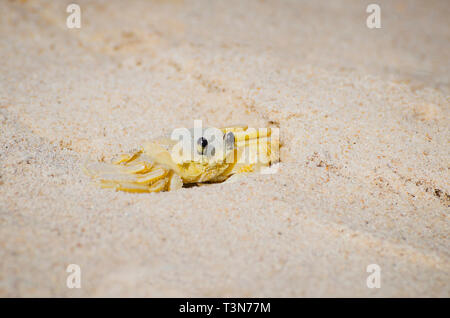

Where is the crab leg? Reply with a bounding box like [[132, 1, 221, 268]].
[[84, 149, 181, 193], [101, 178, 168, 193]]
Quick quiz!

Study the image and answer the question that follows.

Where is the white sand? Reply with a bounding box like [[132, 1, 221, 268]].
[[0, 0, 449, 297]]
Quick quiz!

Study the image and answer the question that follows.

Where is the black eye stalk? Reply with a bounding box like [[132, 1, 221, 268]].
[[197, 137, 208, 148], [224, 132, 235, 150], [197, 137, 208, 155]]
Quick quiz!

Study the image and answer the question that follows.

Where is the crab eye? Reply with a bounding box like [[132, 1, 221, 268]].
[[224, 132, 235, 148], [197, 137, 208, 149], [197, 137, 208, 155]]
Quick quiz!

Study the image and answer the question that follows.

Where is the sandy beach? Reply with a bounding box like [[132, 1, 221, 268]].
[[0, 0, 449, 297]]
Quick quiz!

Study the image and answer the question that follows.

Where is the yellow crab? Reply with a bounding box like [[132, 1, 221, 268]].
[[84, 124, 279, 193]]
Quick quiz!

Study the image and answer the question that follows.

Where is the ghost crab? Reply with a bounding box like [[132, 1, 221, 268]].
[[84, 124, 279, 193]]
